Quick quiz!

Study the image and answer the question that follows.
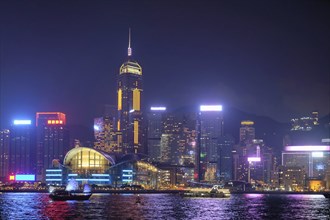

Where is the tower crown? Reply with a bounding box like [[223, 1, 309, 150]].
[[120, 61, 142, 75], [120, 28, 142, 75]]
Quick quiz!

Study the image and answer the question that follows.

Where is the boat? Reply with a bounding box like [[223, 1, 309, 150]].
[[49, 179, 92, 201], [323, 192, 330, 198], [136, 194, 142, 204], [181, 185, 230, 198], [49, 190, 92, 201]]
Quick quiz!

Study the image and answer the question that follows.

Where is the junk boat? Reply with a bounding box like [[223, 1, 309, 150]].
[[49, 179, 92, 201], [182, 185, 230, 198]]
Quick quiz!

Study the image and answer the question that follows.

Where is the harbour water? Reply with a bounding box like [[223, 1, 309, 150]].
[[0, 193, 329, 219]]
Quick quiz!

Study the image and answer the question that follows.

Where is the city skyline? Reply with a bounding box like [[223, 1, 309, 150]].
[[1, 1, 329, 129]]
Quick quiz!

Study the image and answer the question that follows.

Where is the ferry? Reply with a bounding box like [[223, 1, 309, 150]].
[[181, 185, 230, 198]]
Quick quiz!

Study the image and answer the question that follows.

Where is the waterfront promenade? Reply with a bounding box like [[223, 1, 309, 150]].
[[0, 188, 327, 195]]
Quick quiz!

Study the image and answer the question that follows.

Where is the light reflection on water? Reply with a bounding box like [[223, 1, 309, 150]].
[[0, 193, 329, 219]]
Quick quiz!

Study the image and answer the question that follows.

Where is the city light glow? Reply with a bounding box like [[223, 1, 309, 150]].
[[150, 107, 166, 111], [13, 120, 32, 125], [285, 146, 330, 152], [9, 175, 15, 181], [247, 157, 261, 162], [200, 105, 222, 112]]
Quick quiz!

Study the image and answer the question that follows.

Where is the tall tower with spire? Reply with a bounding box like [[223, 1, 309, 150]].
[[117, 29, 143, 154]]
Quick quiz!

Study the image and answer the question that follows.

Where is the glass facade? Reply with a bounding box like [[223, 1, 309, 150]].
[[110, 160, 158, 189], [64, 147, 113, 175]]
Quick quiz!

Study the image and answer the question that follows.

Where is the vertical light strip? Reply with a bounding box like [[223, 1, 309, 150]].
[[118, 89, 122, 110], [133, 89, 140, 111], [134, 121, 139, 144], [117, 120, 120, 131]]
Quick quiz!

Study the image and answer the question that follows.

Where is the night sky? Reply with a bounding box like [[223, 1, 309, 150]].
[[0, 0, 329, 129]]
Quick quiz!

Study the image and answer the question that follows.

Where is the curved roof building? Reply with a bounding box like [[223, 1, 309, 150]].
[[63, 147, 116, 174]]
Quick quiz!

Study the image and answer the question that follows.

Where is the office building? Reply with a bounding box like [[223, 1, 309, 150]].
[[239, 120, 255, 143], [8, 120, 35, 176], [198, 105, 223, 182], [94, 116, 119, 153], [36, 112, 70, 182], [117, 29, 143, 154], [147, 107, 166, 161], [282, 145, 330, 178], [218, 135, 234, 181], [0, 129, 10, 182]]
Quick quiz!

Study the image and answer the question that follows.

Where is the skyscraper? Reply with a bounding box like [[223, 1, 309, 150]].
[[117, 29, 143, 154], [94, 116, 119, 153], [239, 120, 255, 143], [147, 107, 166, 161], [8, 120, 35, 176], [0, 129, 10, 182], [36, 112, 69, 181], [198, 105, 224, 182]]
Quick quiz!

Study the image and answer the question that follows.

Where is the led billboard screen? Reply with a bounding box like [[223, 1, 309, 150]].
[[15, 174, 35, 181]]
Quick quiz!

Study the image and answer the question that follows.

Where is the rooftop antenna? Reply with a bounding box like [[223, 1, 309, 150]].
[[128, 28, 132, 57]]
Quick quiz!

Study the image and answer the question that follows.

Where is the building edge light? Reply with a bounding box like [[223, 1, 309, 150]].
[[46, 179, 62, 181], [150, 107, 166, 111], [13, 120, 32, 125], [200, 105, 222, 112], [285, 145, 330, 152]]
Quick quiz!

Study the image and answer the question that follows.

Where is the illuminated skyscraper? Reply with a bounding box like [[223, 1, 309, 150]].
[[198, 105, 224, 182], [36, 112, 69, 181], [0, 129, 10, 181], [94, 116, 119, 153], [8, 120, 36, 176], [147, 107, 166, 161], [117, 29, 143, 154], [239, 120, 255, 143]]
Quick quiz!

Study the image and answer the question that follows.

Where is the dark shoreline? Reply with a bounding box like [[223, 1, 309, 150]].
[[0, 189, 327, 195]]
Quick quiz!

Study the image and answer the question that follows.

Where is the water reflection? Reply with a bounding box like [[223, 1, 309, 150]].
[[0, 193, 329, 219]]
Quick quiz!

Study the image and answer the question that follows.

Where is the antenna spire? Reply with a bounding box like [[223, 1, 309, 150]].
[[128, 28, 132, 57]]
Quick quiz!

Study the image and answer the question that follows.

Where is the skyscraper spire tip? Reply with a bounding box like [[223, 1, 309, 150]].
[[128, 28, 132, 57]]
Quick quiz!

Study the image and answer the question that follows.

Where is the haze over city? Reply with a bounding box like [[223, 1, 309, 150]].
[[1, 0, 329, 129], [1, 1, 330, 219]]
